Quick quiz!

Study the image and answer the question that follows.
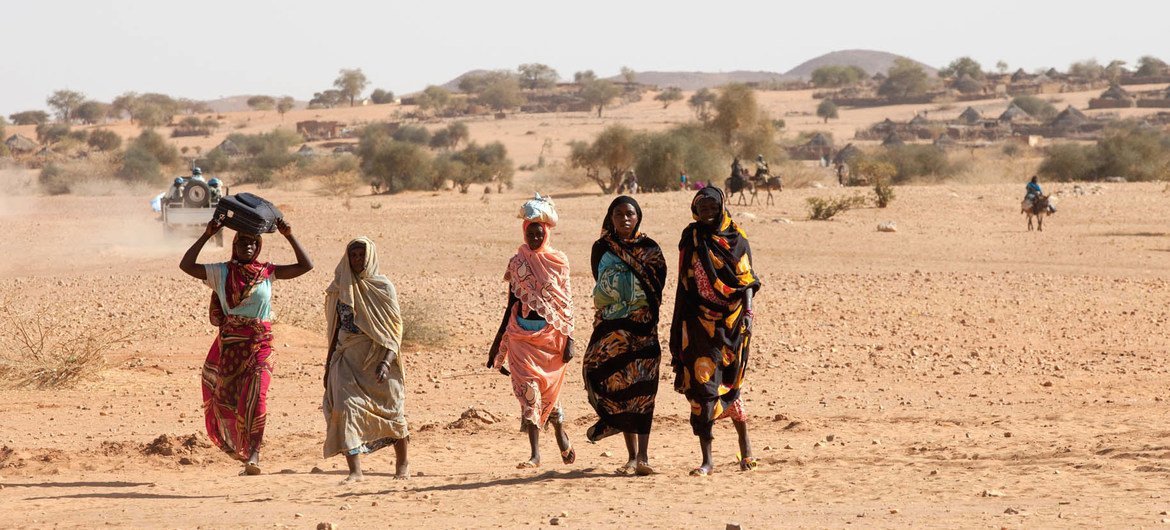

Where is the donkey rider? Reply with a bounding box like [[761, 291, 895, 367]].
[[1025, 175, 1056, 214]]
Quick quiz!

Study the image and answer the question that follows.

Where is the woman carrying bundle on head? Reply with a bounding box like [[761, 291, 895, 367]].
[[179, 216, 313, 476], [583, 196, 667, 476], [488, 194, 577, 469], [669, 186, 762, 477], [322, 237, 410, 483]]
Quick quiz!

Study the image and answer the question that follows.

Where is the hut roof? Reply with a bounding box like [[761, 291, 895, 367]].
[[1100, 84, 1132, 100], [1050, 105, 1088, 129], [933, 133, 956, 148], [881, 132, 905, 146], [216, 139, 241, 156], [806, 132, 832, 148], [958, 106, 982, 124], [1045, 68, 1063, 78], [909, 113, 930, 126], [296, 144, 316, 155], [5, 134, 38, 153], [832, 143, 860, 165], [1011, 68, 1031, 82], [999, 103, 1032, 122]]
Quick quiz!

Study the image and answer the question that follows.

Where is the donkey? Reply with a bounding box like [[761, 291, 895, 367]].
[[751, 172, 783, 205], [1022, 194, 1051, 231], [725, 169, 756, 206]]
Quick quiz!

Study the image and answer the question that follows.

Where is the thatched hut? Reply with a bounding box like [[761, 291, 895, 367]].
[[933, 133, 956, 150], [881, 132, 905, 147], [805, 132, 833, 159], [4, 134, 38, 154], [958, 106, 983, 124], [296, 144, 316, 156], [1010, 68, 1032, 83], [908, 113, 930, 127], [873, 118, 898, 134], [1050, 105, 1089, 130], [833, 143, 861, 165], [998, 103, 1033, 122], [216, 138, 242, 156], [1099, 84, 1132, 100]]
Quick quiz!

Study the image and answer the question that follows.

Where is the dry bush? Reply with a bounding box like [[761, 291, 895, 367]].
[[807, 194, 868, 220], [38, 154, 140, 196], [400, 297, 450, 349], [265, 163, 305, 190], [315, 170, 362, 197], [950, 148, 1043, 185], [0, 306, 131, 389]]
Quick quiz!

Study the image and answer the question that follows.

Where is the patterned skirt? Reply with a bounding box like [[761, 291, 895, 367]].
[[583, 307, 661, 440], [202, 316, 273, 461]]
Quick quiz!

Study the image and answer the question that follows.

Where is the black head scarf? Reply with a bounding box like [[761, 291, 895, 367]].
[[591, 195, 667, 314]]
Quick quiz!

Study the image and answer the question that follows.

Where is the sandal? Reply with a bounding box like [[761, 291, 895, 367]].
[[241, 463, 262, 476], [688, 467, 710, 477], [560, 447, 576, 465], [615, 463, 636, 475], [516, 460, 540, 469], [738, 457, 758, 471], [635, 461, 655, 476]]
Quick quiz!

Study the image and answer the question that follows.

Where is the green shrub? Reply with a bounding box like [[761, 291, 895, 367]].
[[1039, 124, 1170, 181], [633, 124, 726, 192], [1011, 96, 1057, 121], [873, 145, 961, 183], [118, 145, 163, 182], [873, 179, 895, 208], [392, 124, 432, 145], [87, 129, 122, 151], [132, 129, 180, 166], [807, 194, 867, 220]]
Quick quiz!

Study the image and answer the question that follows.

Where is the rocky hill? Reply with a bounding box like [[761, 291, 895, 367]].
[[784, 49, 937, 79]]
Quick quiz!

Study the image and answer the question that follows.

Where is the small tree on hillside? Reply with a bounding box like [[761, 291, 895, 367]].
[[111, 92, 138, 120], [334, 68, 369, 107], [370, 88, 396, 104], [478, 76, 525, 113], [655, 87, 684, 108], [580, 79, 621, 117], [1135, 56, 1168, 77], [47, 90, 87, 123], [1068, 59, 1105, 81], [568, 124, 637, 193], [417, 85, 453, 113], [688, 88, 717, 122], [10, 110, 50, 125], [996, 60, 1009, 74], [87, 129, 122, 152], [574, 70, 597, 83], [879, 58, 931, 98], [247, 95, 276, 112], [816, 99, 839, 123], [517, 63, 559, 90], [810, 65, 867, 88], [309, 90, 344, 109], [620, 66, 636, 84], [276, 96, 295, 120], [74, 101, 110, 125], [939, 57, 984, 79]]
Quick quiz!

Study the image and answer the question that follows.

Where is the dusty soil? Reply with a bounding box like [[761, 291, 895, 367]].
[[2, 172, 1169, 528]]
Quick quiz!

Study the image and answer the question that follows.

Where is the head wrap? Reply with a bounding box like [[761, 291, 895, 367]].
[[326, 237, 404, 367]]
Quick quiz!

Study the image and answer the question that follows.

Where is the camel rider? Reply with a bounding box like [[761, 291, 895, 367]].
[[755, 154, 769, 178], [1025, 175, 1056, 213]]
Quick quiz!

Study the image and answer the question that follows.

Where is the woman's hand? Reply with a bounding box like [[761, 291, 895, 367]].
[[562, 337, 575, 363], [376, 351, 397, 382], [204, 217, 223, 237], [276, 218, 292, 237]]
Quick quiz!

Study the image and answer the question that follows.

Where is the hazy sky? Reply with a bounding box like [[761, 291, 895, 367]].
[[2, 0, 1166, 117]]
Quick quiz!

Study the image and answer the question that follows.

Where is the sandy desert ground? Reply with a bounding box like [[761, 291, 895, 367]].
[[1, 176, 1169, 528], [2, 86, 1170, 528]]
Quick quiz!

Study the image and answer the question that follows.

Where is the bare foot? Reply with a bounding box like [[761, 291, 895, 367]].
[[394, 462, 410, 480], [243, 462, 261, 476], [340, 472, 364, 484], [616, 460, 637, 475]]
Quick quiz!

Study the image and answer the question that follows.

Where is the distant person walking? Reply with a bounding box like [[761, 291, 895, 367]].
[[679, 171, 689, 191], [179, 217, 313, 475], [583, 196, 667, 476], [322, 237, 410, 483], [669, 187, 761, 476], [488, 195, 577, 469]]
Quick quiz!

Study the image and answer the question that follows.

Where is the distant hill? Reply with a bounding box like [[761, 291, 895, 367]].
[[204, 95, 306, 114], [783, 49, 937, 79], [437, 70, 491, 93]]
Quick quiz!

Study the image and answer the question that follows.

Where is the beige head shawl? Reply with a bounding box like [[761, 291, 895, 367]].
[[325, 237, 404, 368]]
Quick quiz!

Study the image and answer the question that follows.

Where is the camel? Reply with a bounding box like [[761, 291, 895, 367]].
[[1022, 194, 1052, 231]]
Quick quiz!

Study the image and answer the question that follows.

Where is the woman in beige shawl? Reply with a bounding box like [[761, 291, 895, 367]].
[[323, 237, 409, 482]]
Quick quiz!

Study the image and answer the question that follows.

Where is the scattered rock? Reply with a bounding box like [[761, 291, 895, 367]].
[[872, 439, 881, 445], [316, 523, 336, 530], [1003, 432, 1012, 438], [889, 509, 900, 515], [1042, 381, 1053, 387], [446, 408, 501, 430], [178, 457, 195, 465], [550, 517, 561, 526], [825, 434, 836, 442], [310, 466, 324, 474], [1004, 507, 1020, 515], [279, 469, 296, 474], [601, 451, 613, 458], [772, 218, 793, 224], [726, 523, 743, 530], [736, 212, 757, 220], [340, 504, 351, 511], [982, 489, 1005, 497], [294, 514, 302, 519], [877, 221, 897, 233], [1103, 176, 1127, 183]]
